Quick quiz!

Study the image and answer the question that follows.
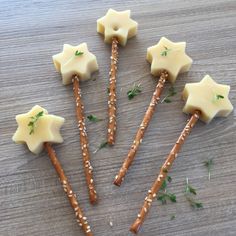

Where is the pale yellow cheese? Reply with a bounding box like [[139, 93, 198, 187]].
[[97, 9, 138, 46], [12, 105, 65, 154], [147, 37, 192, 83], [53, 43, 98, 85], [182, 75, 233, 123]]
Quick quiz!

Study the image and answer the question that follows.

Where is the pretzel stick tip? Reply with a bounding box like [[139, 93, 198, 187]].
[[129, 110, 200, 233], [113, 71, 168, 186], [73, 76, 98, 204], [44, 142, 93, 236], [107, 37, 119, 145]]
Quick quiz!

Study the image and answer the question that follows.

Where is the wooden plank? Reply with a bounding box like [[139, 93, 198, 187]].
[[0, 0, 235, 235]]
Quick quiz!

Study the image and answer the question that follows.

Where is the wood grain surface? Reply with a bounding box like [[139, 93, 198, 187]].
[[0, 0, 235, 235]]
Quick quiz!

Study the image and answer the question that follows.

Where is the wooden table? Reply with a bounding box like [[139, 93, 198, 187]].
[[0, 0, 235, 235]]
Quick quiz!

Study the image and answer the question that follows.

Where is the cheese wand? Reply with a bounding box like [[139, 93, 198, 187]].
[[12, 105, 93, 235], [53, 43, 98, 204], [97, 9, 138, 145], [114, 37, 193, 186]]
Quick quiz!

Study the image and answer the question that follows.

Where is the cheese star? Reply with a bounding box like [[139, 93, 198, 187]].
[[182, 75, 233, 123], [12, 105, 65, 154], [97, 9, 138, 46], [147, 37, 193, 83], [53, 43, 98, 85]]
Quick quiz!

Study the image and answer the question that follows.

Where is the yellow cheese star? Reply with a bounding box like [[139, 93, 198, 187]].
[[97, 9, 138, 46], [147, 37, 193, 83], [12, 105, 65, 154], [53, 43, 98, 85], [182, 75, 233, 123]]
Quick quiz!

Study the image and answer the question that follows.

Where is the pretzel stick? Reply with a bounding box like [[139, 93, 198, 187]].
[[44, 142, 93, 236], [107, 37, 119, 145], [114, 70, 168, 186], [130, 110, 200, 234], [73, 75, 97, 204]]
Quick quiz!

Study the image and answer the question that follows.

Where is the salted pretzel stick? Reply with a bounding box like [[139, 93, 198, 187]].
[[44, 142, 93, 236], [73, 75, 97, 204], [107, 37, 119, 145], [114, 70, 168, 186], [130, 110, 200, 234]]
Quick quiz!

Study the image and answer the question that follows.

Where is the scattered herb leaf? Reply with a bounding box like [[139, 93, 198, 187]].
[[185, 184, 197, 195], [28, 111, 44, 135], [75, 50, 84, 56], [163, 98, 172, 103], [93, 141, 108, 153], [160, 175, 172, 190], [87, 115, 103, 122], [204, 158, 214, 180], [127, 83, 142, 100], [167, 176, 172, 183], [170, 215, 176, 220], [157, 192, 177, 204], [158, 174, 177, 205], [160, 179, 167, 190], [161, 46, 172, 56], [161, 86, 177, 103], [186, 196, 203, 209], [184, 178, 203, 209]]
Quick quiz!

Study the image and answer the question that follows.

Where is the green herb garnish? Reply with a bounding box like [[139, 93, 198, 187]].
[[127, 83, 142, 100], [158, 175, 177, 205], [93, 141, 108, 153], [204, 158, 214, 181], [216, 94, 224, 100], [187, 199, 203, 209], [87, 115, 103, 122], [184, 178, 203, 209], [212, 94, 224, 102], [75, 50, 84, 56], [160, 175, 172, 190], [185, 180, 197, 195], [157, 192, 177, 204], [28, 111, 44, 135], [170, 215, 176, 220], [161, 86, 177, 103], [161, 46, 171, 56]]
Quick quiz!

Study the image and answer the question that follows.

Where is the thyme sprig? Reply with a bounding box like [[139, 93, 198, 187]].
[[157, 175, 177, 205], [204, 158, 214, 181], [93, 141, 108, 153], [184, 178, 203, 209], [161, 46, 171, 56], [161, 86, 177, 103], [75, 50, 84, 56], [87, 115, 103, 122], [127, 83, 142, 100], [28, 111, 44, 135]]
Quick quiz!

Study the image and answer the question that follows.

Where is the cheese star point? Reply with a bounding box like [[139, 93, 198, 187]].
[[182, 75, 233, 123], [97, 8, 138, 46], [147, 37, 193, 83], [12, 105, 65, 154], [53, 43, 98, 85]]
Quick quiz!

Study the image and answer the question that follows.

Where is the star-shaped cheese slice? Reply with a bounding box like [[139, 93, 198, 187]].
[[97, 9, 138, 46], [182, 75, 233, 123], [53, 43, 98, 85], [147, 37, 193, 83], [12, 105, 65, 154]]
